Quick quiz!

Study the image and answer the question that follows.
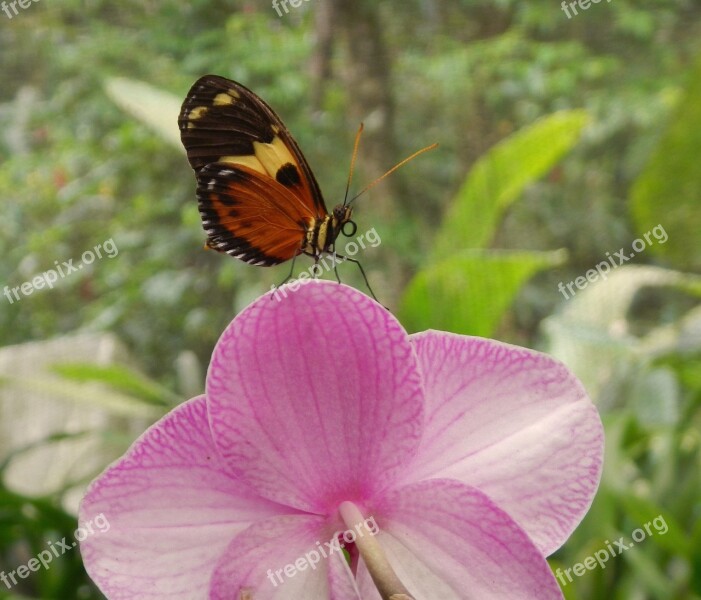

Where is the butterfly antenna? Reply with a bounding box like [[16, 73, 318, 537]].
[[343, 123, 365, 207], [348, 142, 438, 205]]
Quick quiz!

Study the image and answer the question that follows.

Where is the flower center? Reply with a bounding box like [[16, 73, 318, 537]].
[[338, 501, 415, 600]]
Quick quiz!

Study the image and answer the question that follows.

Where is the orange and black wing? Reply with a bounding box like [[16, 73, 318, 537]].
[[179, 75, 327, 264], [197, 162, 314, 266]]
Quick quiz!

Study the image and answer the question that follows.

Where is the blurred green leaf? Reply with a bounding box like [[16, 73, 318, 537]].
[[400, 248, 566, 335], [50, 362, 179, 407], [6, 377, 165, 420], [0, 431, 91, 474], [656, 355, 701, 398], [0, 482, 103, 599], [542, 265, 701, 397], [104, 77, 182, 148], [631, 56, 701, 270], [621, 539, 674, 600], [617, 494, 690, 557], [629, 367, 680, 427], [432, 110, 588, 256], [691, 518, 701, 594]]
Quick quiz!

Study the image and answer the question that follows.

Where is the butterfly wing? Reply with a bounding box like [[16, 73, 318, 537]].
[[197, 162, 314, 266], [179, 74, 328, 224]]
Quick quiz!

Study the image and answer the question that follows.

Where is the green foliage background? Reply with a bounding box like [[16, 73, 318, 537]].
[[0, 0, 700, 598]]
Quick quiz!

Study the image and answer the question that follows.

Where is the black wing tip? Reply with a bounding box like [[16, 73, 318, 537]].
[[179, 74, 238, 125], [201, 228, 282, 267], [182, 74, 249, 105], [196, 162, 251, 186]]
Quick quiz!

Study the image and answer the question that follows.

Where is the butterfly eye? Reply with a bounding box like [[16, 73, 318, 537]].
[[342, 220, 357, 237]]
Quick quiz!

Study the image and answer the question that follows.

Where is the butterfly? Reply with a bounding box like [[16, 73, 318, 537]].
[[178, 74, 435, 299]]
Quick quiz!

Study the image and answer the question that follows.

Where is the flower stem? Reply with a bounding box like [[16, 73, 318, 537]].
[[338, 501, 415, 600]]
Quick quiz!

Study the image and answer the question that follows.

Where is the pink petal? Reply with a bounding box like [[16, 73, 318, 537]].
[[209, 514, 361, 599], [356, 479, 563, 599], [405, 331, 603, 555], [79, 396, 294, 600], [207, 281, 424, 514]]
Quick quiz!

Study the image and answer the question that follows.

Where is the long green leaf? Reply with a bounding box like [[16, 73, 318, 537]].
[[6, 376, 165, 420], [51, 362, 179, 407], [631, 56, 701, 269], [104, 77, 182, 147], [400, 248, 566, 336], [433, 110, 588, 256]]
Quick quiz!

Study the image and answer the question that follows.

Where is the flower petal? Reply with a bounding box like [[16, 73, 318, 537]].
[[209, 514, 361, 599], [207, 281, 424, 513], [405, 331, 603, 555], [356, 479, 563, 599], [79, 396, 294, 600]]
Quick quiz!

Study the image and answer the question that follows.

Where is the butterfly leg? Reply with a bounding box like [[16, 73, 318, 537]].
[[332, 253, 383, 305], [330, 245, 342, 285], [314, 253, 323, 279], [328, 242, 351, 285], [272, 254, 299, 296], [301, 251, 324, 279]]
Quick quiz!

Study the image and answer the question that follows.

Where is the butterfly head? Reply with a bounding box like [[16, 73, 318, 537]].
[[333, 204, 357, 238]]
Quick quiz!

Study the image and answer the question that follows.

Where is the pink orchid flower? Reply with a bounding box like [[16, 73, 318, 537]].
[[79, 280, 603, 599]]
